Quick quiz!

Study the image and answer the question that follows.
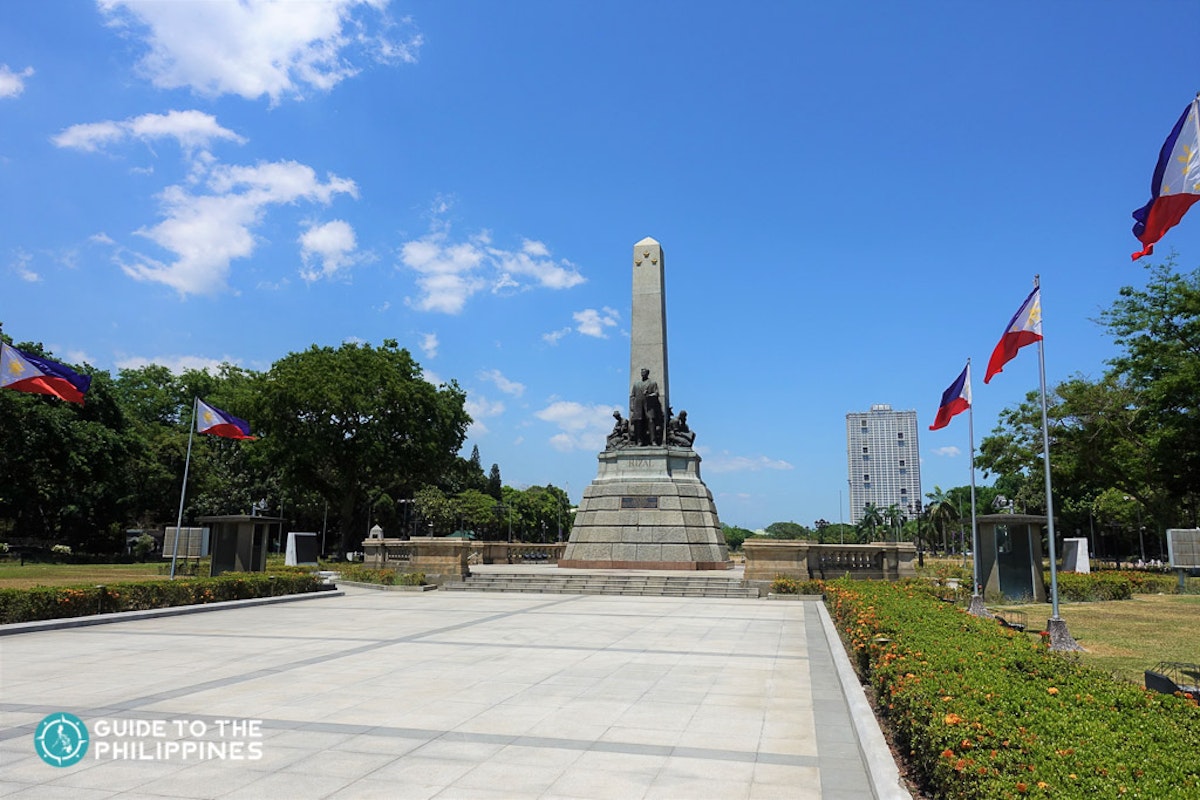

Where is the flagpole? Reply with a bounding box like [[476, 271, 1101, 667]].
[[170, 397, 198, 580], [1032, 277, 1081, 650], [966, 359, 987, 617]]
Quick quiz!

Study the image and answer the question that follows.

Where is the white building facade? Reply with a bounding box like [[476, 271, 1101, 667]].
[[845, 404, 923, 526]]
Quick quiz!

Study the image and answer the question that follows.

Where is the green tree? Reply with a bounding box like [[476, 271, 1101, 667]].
[[860, 503, 883, 541], [722, 524, 752, 551], [413, 485, 454, 536], [764, 521, 811, 540], [883, 504, 903, 542], [0, 337, 134, 552], [255, 340, 470, 555], [454, 488, 499, 535], [486, 463, 503, 500]]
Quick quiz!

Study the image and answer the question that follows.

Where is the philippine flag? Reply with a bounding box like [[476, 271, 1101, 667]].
[[984, 287, 1042, 384], [930, 363, 971, 431], [1132, 97, 1200, 260], [0, 342, 92, 405], [196, 398, 256, 440]]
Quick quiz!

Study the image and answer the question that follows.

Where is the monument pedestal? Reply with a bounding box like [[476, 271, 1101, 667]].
[[560, 447, 731, 570]]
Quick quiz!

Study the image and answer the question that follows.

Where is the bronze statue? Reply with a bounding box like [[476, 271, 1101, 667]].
[[667, 409, 696, 448], [629, 368, 662, 445], [606, 410, 632, 450]]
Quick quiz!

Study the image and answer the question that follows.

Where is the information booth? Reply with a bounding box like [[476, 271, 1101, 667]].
[[976, 513, 1048, 602], [200, 514, 284, 577]]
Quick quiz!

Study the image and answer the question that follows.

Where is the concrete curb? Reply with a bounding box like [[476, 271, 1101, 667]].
[[816, 600, 913, 800], [0, 589, 345, 636]]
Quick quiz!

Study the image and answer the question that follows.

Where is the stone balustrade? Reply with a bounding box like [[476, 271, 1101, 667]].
[[362, 538, 568, 583], [742, 540, 916, 583]]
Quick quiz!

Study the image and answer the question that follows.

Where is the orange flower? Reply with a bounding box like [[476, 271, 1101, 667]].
[[944, 713, 962, 726], [941, 749, 955, 759], [1047, 687, 1059, 695], [1037, 782, 1048, 790], [1016, 782, 1028, 793]]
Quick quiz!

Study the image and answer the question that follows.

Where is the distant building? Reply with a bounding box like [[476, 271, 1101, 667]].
[[845, 404, 923, 526]]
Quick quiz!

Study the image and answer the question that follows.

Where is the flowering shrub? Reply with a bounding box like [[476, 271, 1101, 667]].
[[825, 579, 1200, 799], [50, 544, 72, 556], [0, 573, 324, 624], [336, 564, 426, 586], [770, 575, 822, 595]]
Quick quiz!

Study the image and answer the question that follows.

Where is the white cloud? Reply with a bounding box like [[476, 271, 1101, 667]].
[[465, 394, 505, 438], [400, 232, 488, 314], [119, 160, 357, 295], [490, 238, 585, 291], [479, 368, 525, 397], [53, 109, 245, 153], [535, 400, 616, 452], [542, 327, 571, 345], [11, 250, 39, 282], [299, 219, 358, 281], [932, 446, 961, 457], [99, 0, 422, 104], [419, 332, 438, 359], [700, 451, 795, 474], [400, 225, 585, 315], [0, 65, 34, 99], [573, 306, 619, 338]]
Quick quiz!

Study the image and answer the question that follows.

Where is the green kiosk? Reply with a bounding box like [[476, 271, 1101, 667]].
[[201, 514, 284, 577]]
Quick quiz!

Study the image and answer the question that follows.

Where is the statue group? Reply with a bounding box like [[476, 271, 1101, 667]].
[[606, 368, 695, 450]]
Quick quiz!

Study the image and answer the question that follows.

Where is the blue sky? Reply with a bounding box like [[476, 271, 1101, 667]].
[[2, 1, 1198, 531]]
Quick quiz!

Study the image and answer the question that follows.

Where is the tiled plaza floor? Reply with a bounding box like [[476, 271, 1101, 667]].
[[0, 587, 907, 799]]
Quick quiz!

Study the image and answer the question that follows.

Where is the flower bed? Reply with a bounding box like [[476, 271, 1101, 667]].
[[825, 579, 1200, 799], [0, 573, 325, 624], [334, 564, 426, 586]]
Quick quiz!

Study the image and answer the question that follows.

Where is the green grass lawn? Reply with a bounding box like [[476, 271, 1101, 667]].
[[0, 561, 175, 589], [992, 593, 1200, 686]]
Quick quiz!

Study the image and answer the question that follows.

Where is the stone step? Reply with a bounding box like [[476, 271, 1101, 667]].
[[440, 573, 759, 598]]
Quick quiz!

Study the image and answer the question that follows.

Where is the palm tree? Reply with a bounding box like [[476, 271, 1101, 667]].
[[883, 504, 903, 542], [861, 502, 884, 541], [926, 486, 960, 554]]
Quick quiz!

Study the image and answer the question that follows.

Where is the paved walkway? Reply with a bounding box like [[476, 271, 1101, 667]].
[[0, 587, 908, 799]]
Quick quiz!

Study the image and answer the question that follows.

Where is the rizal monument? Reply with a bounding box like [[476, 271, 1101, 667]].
[[560, 238, 731, 570]]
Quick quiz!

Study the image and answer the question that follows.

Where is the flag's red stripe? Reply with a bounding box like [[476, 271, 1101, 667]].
[[929, 397, 969, 431], [201, 423, 255, 440], [984, 330, 1043, 384], [8, 376, 87, 405], [1132, 194, 1200, 259]]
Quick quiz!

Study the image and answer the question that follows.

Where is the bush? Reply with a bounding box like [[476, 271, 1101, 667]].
[[0, 573, 324, 624], [769, 575, 823, 595], [335, 564, 426, 586], [825, 579, 1200, 799]]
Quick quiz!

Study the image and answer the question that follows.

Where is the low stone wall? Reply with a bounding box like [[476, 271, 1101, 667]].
[[362, 537, 468, 584], [743, 540, 916, 584]]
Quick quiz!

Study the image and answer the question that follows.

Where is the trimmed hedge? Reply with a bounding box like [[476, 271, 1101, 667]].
[[335, 564, 426, 586], [1053, 570, 1182, 602], [0, 573, 324, 624], [825, 578, 1200, 799]]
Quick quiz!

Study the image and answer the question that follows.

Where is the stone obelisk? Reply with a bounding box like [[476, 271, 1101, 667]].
[[560, 238, 730, 570], [630, 237, 669, 416]]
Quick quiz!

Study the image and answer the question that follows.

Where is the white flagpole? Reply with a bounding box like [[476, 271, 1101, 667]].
[[1033, 277, 1081, 650], [966, 359, 987, 616], [170, 397, 198, 580]]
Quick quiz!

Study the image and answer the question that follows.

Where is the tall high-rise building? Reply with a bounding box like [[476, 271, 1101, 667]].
[[845, 404, 923, 526]]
